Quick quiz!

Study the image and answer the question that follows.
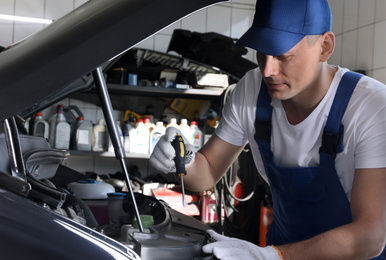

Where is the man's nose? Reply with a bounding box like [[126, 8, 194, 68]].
[[260, 55, 279, 77]]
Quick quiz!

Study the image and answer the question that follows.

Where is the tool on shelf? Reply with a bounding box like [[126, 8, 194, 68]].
[[171, 134, 187, 207]]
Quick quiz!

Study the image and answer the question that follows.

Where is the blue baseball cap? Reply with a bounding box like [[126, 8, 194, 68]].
[[236, 0, 332, 56]]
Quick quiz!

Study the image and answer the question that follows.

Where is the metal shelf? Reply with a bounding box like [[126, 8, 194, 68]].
[[69, 150, 150, 159], [106, 84, 225, 98]]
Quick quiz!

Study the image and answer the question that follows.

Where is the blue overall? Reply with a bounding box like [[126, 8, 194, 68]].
[[254, 71, 385, 259]]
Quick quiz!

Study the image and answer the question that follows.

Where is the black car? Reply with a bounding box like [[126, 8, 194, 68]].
[[0, 0, 231, 259]]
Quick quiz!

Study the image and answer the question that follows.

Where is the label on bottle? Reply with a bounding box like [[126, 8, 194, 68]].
[[123, 135, 130, 152], [150, 132, 163, 152], [55, 123, 70, 150], [34, 122, 46, 138], [78, 130, 90, 145], [96, 131, 106, 149], [193, 131, 202, 152]]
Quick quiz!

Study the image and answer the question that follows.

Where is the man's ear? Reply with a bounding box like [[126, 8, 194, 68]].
[[320, 31, 335, 62]]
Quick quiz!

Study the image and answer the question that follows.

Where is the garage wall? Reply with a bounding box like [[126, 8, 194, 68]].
[[0, 0, 257, 177], [1, 0, 386, 83], [0, 0, 257, 61], [329, 0, 386, 83], [1, 0, 386, 176]]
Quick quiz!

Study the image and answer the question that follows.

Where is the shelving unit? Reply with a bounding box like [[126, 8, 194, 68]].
[[61, 48, 247, 177], [106, 84, 225, 99], [69, 150, 150, 159]]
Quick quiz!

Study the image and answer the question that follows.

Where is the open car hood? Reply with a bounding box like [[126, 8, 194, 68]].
[[0, 0, 227, 121], [0, 1, 229, 258]]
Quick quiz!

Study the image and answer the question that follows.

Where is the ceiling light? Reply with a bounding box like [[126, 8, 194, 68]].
[[0, 14, 53, 24]]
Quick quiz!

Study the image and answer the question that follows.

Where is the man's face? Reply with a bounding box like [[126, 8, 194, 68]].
[[256, 36, 323, 102]]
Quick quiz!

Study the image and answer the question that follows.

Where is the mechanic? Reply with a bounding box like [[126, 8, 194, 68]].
[[150, 0, 386, 259]]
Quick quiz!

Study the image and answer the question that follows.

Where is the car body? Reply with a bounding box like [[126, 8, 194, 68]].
[[0, 0, 228, 259]]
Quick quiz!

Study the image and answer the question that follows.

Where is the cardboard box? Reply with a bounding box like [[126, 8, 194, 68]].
[[170, 98, 211, 120], [197, 73, 228, 88], [160, 69, 178, 81]]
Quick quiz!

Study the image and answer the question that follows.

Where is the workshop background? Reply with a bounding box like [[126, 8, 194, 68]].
[[1, 0, 386, 81], [1, 0, 386, 174], [1, 0, 386, 245], [0, 0, 385, 188]]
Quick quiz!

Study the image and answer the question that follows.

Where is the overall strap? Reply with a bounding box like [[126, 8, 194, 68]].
[[254, 80, 273, 158], [319, 71, 363, 165], [254, 72, 363, 163], [255, 80, 272, 124]]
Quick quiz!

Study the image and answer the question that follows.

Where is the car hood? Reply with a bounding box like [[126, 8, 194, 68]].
[[0, 0, 227, 121]]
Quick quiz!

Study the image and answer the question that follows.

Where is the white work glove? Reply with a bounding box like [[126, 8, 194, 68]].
[[203, 230, 282, 260], [149, 126, 195, 174]]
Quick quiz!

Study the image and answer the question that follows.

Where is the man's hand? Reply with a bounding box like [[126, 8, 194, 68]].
[[149, 126, 195, 173], [203, 230, 282, 260]]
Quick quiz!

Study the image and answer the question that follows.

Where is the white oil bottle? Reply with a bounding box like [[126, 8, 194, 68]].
[[122, 120, 133, 153], [134, 119, 149, 154], [73, 116, 93, 151], [144, 117, 155, 133], [92, 119, 107, 152], [190, 121, 203, 152], [166, 118, 178, 128], [32, 112, 49, 139], [179, 118, 192, 144], [149, 121, 166, 153], [129, 120, 138, 153], [54, 110, 71, 150]]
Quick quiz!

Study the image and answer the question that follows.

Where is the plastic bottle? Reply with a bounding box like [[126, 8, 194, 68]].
[[122, 120, 133, 153], [129, 121, 138, 153], [190, 121, 203, 152], [54, 110, 71, 150], [48, 104, 65, 147], [32, 112, 49, 139], [166, 118, 178, 129], [133, 119, 149, 154], [143, 117, 155, 133], [92, 119, 107, 152], [149, 121, 166, 153], [179, 118, 192, 144], [73, 116, 93, 151]]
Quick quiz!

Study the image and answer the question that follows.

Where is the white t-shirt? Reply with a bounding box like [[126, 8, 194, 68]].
[[215, 66, 386, 200]]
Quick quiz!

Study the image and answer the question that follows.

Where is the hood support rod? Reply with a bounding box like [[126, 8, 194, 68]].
[[1, 117, 31, 196], [92, 67, 144, 232], [3, 117, 27, 180]]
